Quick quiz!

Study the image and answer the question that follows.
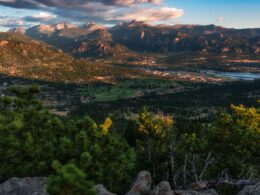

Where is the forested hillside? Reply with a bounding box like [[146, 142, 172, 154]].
[[0, 85, 259, 194]]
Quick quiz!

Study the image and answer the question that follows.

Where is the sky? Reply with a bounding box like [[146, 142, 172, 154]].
[[0, 0, 260, 31]]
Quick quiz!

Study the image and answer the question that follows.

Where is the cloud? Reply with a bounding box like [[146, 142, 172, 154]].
[[0, 0, 161, 9], [109, 7, 184, 23], [23, 11, 57, 22], [0, 0, 184, 26], [0, 0, 45, 9], [0, 15, 24, 28], [102, 0, 162, 6]]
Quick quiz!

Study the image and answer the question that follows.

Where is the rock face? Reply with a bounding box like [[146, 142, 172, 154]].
[[0, 177, 48, 195], [0, 40, 8, 47], [8, 27, 26, 34], [237, 181, 260, 195], [126, 171, 152, 195], [174, 189, 218, 195], [124, 171, 219, 195], [95, 184, 117, 195], [153, 181, 173, 195]]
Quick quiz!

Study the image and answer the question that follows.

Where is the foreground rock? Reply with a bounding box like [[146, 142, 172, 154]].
[[152, 181, 173, 195], [237, 181, 260, 195], [0, 177, 48, 195], [125, 171, 219, 195], [126, 171, 152, 195], [95, 184, 117, 195], [2, 174, 257, 195], [174, 189, 218, 195]]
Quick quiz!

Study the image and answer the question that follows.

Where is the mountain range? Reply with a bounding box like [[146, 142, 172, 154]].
[[8, 21, 260, 58]]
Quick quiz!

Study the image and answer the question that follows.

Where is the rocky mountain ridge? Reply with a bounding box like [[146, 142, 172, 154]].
[[7, 21, 260, 58]]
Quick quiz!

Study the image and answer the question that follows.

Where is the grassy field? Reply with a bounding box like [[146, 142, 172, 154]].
[[79, 78, 181, 102]]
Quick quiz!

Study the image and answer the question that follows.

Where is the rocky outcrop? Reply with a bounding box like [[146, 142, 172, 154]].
[[8, 27, 26, 34], [237, 181, 260, 195], [124, 171, 220, 195], [126, 171, 152, 195], [174, 189, 218, 195], [0, 177, 48, 195], [95, 184, 117, 195], [1, 174, 257, 195], [152, 181, 173, 195], [0, 40, 8, 47]]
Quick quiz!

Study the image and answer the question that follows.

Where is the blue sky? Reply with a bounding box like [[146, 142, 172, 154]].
[[168, 0, 260, 28], [0, 0, 259, 31]]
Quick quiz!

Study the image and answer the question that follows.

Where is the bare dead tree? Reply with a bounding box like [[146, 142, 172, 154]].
[[167, 144, 174, 187], [218, 169, 231, 182], [186, 153, 215, 184], [239, 167, 254, 180], [188, 154, 199, 183], [199, 152, 215, 182], [183, 155, 188, 186]]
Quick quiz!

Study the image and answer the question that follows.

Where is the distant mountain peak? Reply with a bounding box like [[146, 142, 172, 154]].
[[33, 24, 54, 33], [112, 20, 150, 31], [173, 24, 199, 29], [8, 27, 26, 34], [119, 20, 149, 28], [82, 22, 106, 31], [51, 22, 77, 30], [26, 22, 77, 34]]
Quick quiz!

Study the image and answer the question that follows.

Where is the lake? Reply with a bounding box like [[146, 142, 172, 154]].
[[203, 70, 260, 81]]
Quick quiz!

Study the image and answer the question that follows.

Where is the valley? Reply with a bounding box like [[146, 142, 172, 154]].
[[1, 69, 259, 124], [1, 22, 260, 122]]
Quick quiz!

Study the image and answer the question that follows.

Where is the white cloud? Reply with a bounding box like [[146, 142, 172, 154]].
[[109, 7, 184, 23], [0, 0, 184, 26], [0, 16, 24, 27], [23, 11, 57, 22]]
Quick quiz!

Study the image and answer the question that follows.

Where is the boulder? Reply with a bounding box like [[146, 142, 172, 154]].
[[174, 189, 218, 195], [153, 181, 173, 195], [191, 182, 208, 190], [237, 181, 260, 195], [126, 171, 152, 195], [95, 184, 117, 195], [0, 177, 48, 195]]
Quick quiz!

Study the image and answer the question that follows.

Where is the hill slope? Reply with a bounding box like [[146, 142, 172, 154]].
[[0, 32, 143, 83]]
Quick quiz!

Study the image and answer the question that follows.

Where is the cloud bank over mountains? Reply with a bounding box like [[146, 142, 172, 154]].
[[0, 0, 184, 27]]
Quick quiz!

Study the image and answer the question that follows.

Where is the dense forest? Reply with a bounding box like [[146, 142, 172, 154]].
[[0, 85, 259, 194]]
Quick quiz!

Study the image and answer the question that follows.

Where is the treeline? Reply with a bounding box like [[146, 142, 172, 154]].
[[73, 80, 260, 122], [0, 85, 259, 194]]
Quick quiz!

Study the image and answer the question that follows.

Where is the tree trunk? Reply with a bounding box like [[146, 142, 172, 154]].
[[167, 144, 174, 188]]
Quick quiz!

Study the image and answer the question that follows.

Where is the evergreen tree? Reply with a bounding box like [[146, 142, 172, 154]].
[[47, 163, 96, 195], [209, 104, 260, 177], [136, 108, 174, 183]]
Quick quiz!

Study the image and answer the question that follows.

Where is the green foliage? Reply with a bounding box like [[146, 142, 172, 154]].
[[47, 163, 96, 195], [0, 85, 59, 179], [209, 104, 260, 176], [0, 84, 259, 194], [136, 108, 174, 182], [0, 85, 136, 194]]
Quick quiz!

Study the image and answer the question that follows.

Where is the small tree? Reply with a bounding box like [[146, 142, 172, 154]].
[[136, 108, 174, 184], [47, 163, 96, 195], [209, 104, 260, 177]]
